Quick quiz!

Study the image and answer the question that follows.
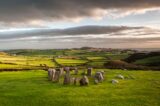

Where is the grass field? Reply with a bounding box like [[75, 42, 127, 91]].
[[134, 56, 160, 66], [1, 49, 132, 69], [0, 69, 159, 106], [0, 53, 56, 69], [55, 58, 88, 66]]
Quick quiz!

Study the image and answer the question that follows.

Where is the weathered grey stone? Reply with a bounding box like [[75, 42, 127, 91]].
[[53, 71, 60, 82], [74, 68, 78, 75], [111, 79, 119, 84], [64, 67, 70, 74], [74, 78, 78, 85], [87, 68, 92, 76], [79, 75, 89, 86], [56, 68, 64, 76], [48, 68, 53, 80], [48, 68, 56, 81], [94, 79, 99, 84], [63, 74, 70, 85], [116, 74, 124, 79], [100, 70, 105, 76], [95, 72, 104, 83], [70, 77, 78, 85], [51, 69, 56, 81], [59, 68, 64, 76]]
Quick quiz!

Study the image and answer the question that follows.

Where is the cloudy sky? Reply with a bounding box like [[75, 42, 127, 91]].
[[0, 0, 160, 49]]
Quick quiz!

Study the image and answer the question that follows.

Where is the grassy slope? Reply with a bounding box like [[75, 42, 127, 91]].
[[0, 70, 159, 106], [134, 56, 160, 66]]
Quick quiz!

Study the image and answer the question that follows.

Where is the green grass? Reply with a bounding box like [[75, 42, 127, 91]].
[[0, 70, 159, 106], [0, 64, 31, 69], [55, 58, 88, 66], [0, 54, 56, 68], [105, 54, 129, 60], [134, 56, 160, 66], [87, 57, 106, 61]]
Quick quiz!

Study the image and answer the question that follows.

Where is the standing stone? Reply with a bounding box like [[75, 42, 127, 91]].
[[51, 69, 56, 81], [87, 68, 92, 76], [74, 78, 78, 85], [48, 68, 53, 80], [79, 75, 89, 86], [63, 73, 70, 85], [48, 68, 56, 81], [56, 68, 64, 76], [74, 68, 78, 75], [94, 72, 104, 83], [53, 71, 60, 82], [64, 67, 70, 74], [70, 77, 77, 85], [100, 71, 105, 76], [59, 68, 64, 76]]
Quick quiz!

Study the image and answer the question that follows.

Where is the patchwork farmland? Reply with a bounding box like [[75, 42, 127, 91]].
[[0, 48, 160, 106]]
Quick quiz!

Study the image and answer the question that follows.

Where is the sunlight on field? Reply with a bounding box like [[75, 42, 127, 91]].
[[0, 53, 56, 69], [0, 70, 159, 106], [55, 58, 88, 66]]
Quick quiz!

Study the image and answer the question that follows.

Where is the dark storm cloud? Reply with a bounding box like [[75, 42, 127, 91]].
[[0, 25, 160, 49], [0, 0, 160, 24], [0, 26, 145, 39]]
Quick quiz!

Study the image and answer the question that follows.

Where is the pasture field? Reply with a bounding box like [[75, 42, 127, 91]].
[[87, 56, 106, 61], [55, 58, 88, 66], [0, 54, 56, 69], [0, 69, 159, 106], [134, 56, 160, 66], [0, 64, 31, 69], [1, 49, 159, 70]]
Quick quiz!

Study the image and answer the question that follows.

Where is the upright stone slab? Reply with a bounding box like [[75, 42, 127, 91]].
[[64, 67, 70, 75], [56, 68, 64, 76], [79, 75, 89, 86], [73, 78, 78, 85], [48, 68, 56, 81], [100, 71, 105, 77], [87, 68, 92, 76], [48, 68, 53, 80], [53, 71, 61, 82], [74, 68, 78, 75], [59, 68, 64, 76], [51, 69, 56, 81], [94, 72, 104, 83], [63, 73, 70, 85]]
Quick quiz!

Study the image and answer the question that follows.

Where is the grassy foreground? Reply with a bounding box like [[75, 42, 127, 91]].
[[0, 70, 160, 106]]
